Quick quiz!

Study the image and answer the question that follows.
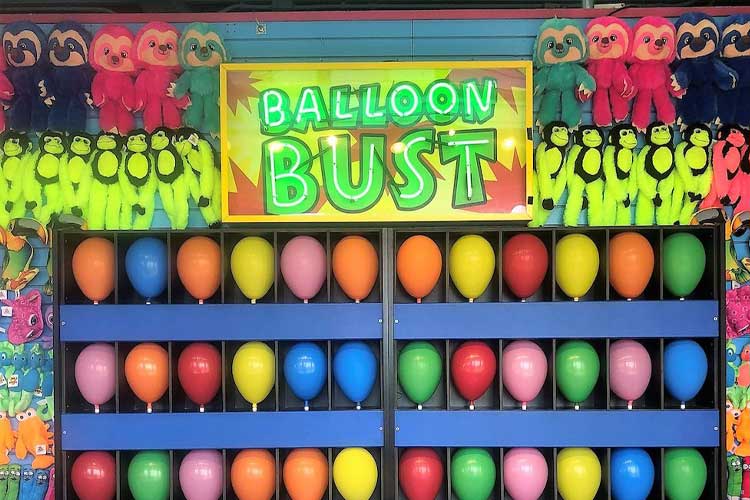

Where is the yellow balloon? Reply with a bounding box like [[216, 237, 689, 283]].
[[449, 235, 495, 301], [231, 236, 275, 303], [333, 448, 378, 500], [557, 448, 601, 500], [232, 342, 275, 411], [555, 234, 600, 300]]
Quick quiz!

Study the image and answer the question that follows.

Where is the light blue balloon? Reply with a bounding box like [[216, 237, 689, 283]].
[[611, 448, 655, 500], [664, 340, 707, 403], [125, 238, 168, 301], [283, 342, 327, 409], [333, 341, 377, 408]]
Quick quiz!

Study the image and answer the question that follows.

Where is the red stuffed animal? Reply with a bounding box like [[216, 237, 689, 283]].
[[90, 25, 137, 135], [699, 125, 747, 225], [0, 49, 13, 132]]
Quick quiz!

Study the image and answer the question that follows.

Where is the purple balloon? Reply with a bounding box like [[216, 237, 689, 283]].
[[179, 450, 223, 500], [280, 236, 327, 302], [610, 339, 652, 407], [502, 340, 548, 409], [74, 343, 116, 413], [503, 448, 548, 500]]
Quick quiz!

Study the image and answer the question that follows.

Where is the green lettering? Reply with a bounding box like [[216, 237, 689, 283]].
[[360, 84, 386, 128], [330, 85, 358, 129], [388, 129, 437, 210], [461, 78, 497, 124], [438, 129, 497, 208], [387, 81, 424, 128], [258, 88, 292, 135], [425, 79, 459, 126], [262, 138, 319, 215], [292, 86, 330, 133]]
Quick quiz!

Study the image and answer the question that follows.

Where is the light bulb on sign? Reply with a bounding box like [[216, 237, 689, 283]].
[[327, 135, 338, 147], [390, 142, 406, 154], [502, 137, 515, 150]]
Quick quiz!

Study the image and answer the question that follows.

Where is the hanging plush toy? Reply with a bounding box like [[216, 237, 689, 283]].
[[0, 46, 13, 133], [23, 131, 64, 226], [602, 123, 638, 226], [88, 132, 123, 230], [718, 15, 750, 127], [60, 132, 93, 219], [1, 22, 48, 131], [635, 122, 676, 225], [629, 17, 684, 131], [0, 132, 32, 228], [2, 290, 43, 345], [174, 22, 228, 136], [672, 124, 713, 225], [120, 129, 157, 230], [563, 125, 604, 227], [15, 408, 53, 469], [697, 125, 746, 224], [731, 128, 750, 234], [530, 121, 569, 227], [89, 25, 137, 135], [533, 18, 595, 127], [175, 128, 221, 227], [151, 127, 189, 229], [133, 22, 188, 133], [0, 412, 14, 466]]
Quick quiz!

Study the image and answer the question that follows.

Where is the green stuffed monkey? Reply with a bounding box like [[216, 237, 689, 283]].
[[89, 132, 123, 230], [60, 132, 94, 219], [23, 131, 65, 227], [151, 127, 189, 229], [0, 132, 32, 229], [531, 121, 570, 227], [602, 124, 639, 226], [563, 126, 604, 227], [176, 128, 221, 227], [673, 124, 712, 225], [120, 130, 157, 230], [635, 122, 676, 226]]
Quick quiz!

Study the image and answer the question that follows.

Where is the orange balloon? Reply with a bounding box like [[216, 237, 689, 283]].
[[72, 237, 114, 303], [283, 449, 329, 500], [397, 235, 442, 303], [609, 232, 655, 299], [177, 236, 221, 303], [124, 343, 168, 412], [332, 236, 379, 302], [231, 450, 276, 500]]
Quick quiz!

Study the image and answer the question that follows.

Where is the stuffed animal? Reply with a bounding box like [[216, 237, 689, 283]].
[[1, 22, 48, 131], [88, 132, 123, 230], [0, 412, 14, 465], [718, 15, 750, 127], [90, 25, 137, 134], [2, 290, 42, 345], [628, 17, 684, 131], [602, 123, 638, 225], [120, 129, 157, 229], [174, 22, 228, 136], [45, 22, 94, 132], [14, 408, 53, 469], [0, 343, 12, 413], [672, 124, 713, 225], [5, 464, 19, 499], [175, 128, 221, 227], [673, 13, 738, 126], [7, 345, 30, 417], [151, 127, 189, 229], [133, 22, 188, 133], [19, 465, 34, 499], [24, 131, 65, 226], [530, 121, 569, 227], [0, 131, 33, 228], [563, 125, 604, 226], [698, 125, 747, 225], [533, 18, 595, 127], [635, 122, 676, 225], [60, 132, 93, 219], [42, 467, 53, 500], [0, 45, 13, 133]]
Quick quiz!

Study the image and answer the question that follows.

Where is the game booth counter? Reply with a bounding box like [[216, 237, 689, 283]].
[[0, 4, 746, 500]]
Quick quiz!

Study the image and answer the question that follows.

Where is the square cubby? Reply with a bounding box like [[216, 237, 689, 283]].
[[396, 340, 447, 410], [332, 340, 382, 410], [330, 231, 382, 304], [119, 450, 173, 500], [608, 228, 661, 301], [225, 341, 278, 412], [117, 342, 171, 414], [663, 338, 717, 410], [554, 339, 607, 410], [396, 447, 448, 500], [223, 231, 278, 304], [447, 339, 499, 410], [171, 341, 224, 413], [332, 448, 382, 500], [169, 232, 223, 304], [446, 447, 501, 500], [115, 232, 169, 305], [63, 342, 117, 414], [501, 447, 554, 500], [61, 232, 116, 305], [501, 339, 554, 410], [173, 449, 227, 500], [608, 338, 662, 410], [278, 340, 331, 411], [500, 229, 554, 302], [277, 232, 329, 304], [278, 448, 328, 500], [447, 231, 500, 303], [660, 227, 717, 301], [393, 231, 447, 304], [553, 229, 607, 302], [63, 450, 119, 500]]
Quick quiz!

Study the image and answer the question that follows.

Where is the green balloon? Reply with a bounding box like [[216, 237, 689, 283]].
[[664, 448, 707, 500], [451, 448, 496, 500], [556, 340, 600, 405], [663, 233, 706, 298], [398, 341, 442, 407], [128, 451, 170, 500]]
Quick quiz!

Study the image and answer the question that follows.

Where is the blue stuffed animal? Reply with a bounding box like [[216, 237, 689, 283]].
[[18, 465, 34, 500], [718, 15, 750, 126], [30, 469, 49, 500]]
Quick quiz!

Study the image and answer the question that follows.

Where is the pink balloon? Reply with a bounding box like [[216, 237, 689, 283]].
[[179, 450, 223, 500], [609, 339, 652, 407], [280, 236, 327, 302], [74, 343, 116, 413], [503, 448, 548, 500], [502, 340, 547, 409]]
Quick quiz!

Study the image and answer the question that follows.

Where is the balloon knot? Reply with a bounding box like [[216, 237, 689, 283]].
[[355, 299, 360, 304], [626, 298, 632, 302], [94, 404, 100, 414], [417, 298, 422, 304], [469, 402, 475, 410], [93, 300, 99, 305], [199, 405, 205, 413], [522, 402, 527, 410], [417, 404, 423, 410], [251, 299, 256, 304], [304, 402, 310, 411], [199, 299, 204, 305], [304, 299, 309, 304], [573, 297, 579, 302], [146, 299, 151, 305], [252, 403, 258, 412], [521, 298, 526, 303], [147, 403, 153, 414], [469, 298, 474, 303], [680, 401, 686, 410], [574, 403, 580, 410], [679, 297, 685, 301], [627, 401, 633, 410], [356, 403, 361, 410]]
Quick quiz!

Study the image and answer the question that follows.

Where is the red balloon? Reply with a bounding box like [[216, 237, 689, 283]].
[[451, 341, 497, 407], [502, 234, 549, 300], [71, 451, 117, 500], [399, 448, 444, 500], [178, 343, 222, 410]]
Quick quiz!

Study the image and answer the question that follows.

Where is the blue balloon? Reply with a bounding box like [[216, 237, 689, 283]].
[[333, 341, 377, 408], [284, 342, 327, 409], [664, 340, 708, 404], [611, 448, 655, 500], [125, 238, 168, 301]]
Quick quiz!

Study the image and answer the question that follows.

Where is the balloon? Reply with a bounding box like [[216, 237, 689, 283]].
[[128, 451, 170, 500], [72, 237, 114, 303], [333, 448, 378, 500], [608, 233, 654, 299], [177, 236, 221, 303], [555, 234, 599, 300], [609, 340, 652, 408], [283, 448, 328, 500], [124, 343, 169, 413], [449, 235, 495, 301], [281, 236, 327, 302], [502, 234, 549, 300], [125, 237, 168, 301], [231, 449, 276, 500], [178, 343, 222, 411], [397, 235, 443, 302], [232, 342, 275, 411], [610, 448, 655, 500], [502, 340, 548, 409], [333, 341, 377, 409], [333, 236, 379, 302], [74, 343, 115, 413], [231, 236, 275, 303], [284, 342, 327, 409], [71, 451, 116, 500], [398, 342, 442, 409], [557, 448, 601, 500], [664, 340, 707, 406], [451, 341, 496, 409], [450, 448, 496, 500], [179, 450, 223, 500], [664, 448, 707, 500], [556, 341, 600, 407], [503, 448, 548, 500], [399, 448, 443, 500], [663, 233, 706, 298]]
